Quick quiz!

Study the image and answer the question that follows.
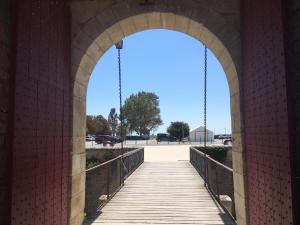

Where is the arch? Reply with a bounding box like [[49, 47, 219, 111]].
[[68, 1, 246, 225]]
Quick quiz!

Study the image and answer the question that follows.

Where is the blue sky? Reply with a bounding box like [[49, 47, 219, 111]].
[[87, 29, 231, 134]]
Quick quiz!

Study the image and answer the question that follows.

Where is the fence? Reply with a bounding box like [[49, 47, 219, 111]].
[[123, 148, 144, 179], [85, 148, 144, 219], [190, 147, 236, 220]]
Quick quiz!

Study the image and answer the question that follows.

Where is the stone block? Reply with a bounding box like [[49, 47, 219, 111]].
[[73, 81, 87, 99], [71, 136, 85, 154], [71, 64, 90, 86], [106, 23, 124, 44], [234, 191, 248, 225], [69, 211, 84, 225], [71, 152, 86, 176], [72, 31, 93, 53], [94, 31, 114, 54], [230, 92, 240, 113], [119, 17, 136, 36], [147, 12, 162, 29], [82, 17, 104, 41], [132, 14, 149, 31], [71, 1, 99, 26], [161, 12, 176, 30], [231, 112, 243, 134], [232, 132, 244, 153], [69, 191, 85, 221], [71, 46, 85, 68], [70, 172, 86, 197], [86, 41, 104, 65], [209, 37, 226, 59], [199, 25, 216, 47], [224, 61, 238, 84], [187, 20, 204, 41], [232, 151, 246, 176], [174, 15, 190, 33], [233, 172, 246, 198], [218, 48, 233, 72]]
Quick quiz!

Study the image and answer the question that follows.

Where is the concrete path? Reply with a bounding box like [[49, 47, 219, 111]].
[[144, 145, 190, 161]]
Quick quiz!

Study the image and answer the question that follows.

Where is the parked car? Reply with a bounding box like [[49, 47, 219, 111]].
[[156, 133, 178, 142], [218, 134, 232, 140], [214, 135, 220, 139], [125, 135, 150, 140], [95, 135, 121, 144], [223, 138, 232, 145], [86, 135, 95, 142]]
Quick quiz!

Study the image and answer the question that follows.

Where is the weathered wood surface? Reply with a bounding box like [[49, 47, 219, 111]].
[[85, 161, 235, 225]]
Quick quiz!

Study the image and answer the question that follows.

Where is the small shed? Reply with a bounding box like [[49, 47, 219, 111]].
[[189, 126, 214, 142]]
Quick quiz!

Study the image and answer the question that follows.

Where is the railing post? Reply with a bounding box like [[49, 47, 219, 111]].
[[106, 164, 110, 200], [204, 155, 207, 187], [119, 158, 122, 186], [215, 164, 220, 199]]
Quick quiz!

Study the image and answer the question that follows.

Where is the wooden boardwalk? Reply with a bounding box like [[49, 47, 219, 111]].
[[86, 161, 235, 225]]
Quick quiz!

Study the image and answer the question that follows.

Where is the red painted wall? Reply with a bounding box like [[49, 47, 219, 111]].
[[10, 1, 70, 224], [242, 0, 294, 224]]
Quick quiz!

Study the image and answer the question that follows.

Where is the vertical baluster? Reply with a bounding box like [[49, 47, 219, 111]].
[[119, 158, 122, 186], [107, 164, 110, 200], [215, 164, 219, 199]]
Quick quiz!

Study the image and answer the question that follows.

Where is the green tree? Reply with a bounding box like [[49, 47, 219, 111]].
[[108, 108, 118, 136], [167, 121, 190, 141], [86, 115, 111, 135], [123, 91, 163, 136]]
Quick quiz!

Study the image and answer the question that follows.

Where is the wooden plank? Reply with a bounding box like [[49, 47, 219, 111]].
[[85, 161, 235, 225]]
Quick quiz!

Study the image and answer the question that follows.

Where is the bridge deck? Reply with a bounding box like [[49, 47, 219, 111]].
[[87, 161, 235, 225]]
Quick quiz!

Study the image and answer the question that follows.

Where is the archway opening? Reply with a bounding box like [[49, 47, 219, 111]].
[[68, 6, 244, 225]]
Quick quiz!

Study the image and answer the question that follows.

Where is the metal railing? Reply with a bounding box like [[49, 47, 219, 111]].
[[123, 148, 144, 179], [85, 148, 144, 219], [190, 147, 236, 221]]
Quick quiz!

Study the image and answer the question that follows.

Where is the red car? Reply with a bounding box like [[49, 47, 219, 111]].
[[95, 135, 121, 145]]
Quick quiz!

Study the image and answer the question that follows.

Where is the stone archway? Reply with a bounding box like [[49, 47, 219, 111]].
[[68, 1, 246, 225]]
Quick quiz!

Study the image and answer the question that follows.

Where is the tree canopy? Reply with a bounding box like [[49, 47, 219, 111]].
[[123, 91, 163, 136], [167, 121, 190, 141], [108, 108, 118, 136], [86, 115, 111, 135]]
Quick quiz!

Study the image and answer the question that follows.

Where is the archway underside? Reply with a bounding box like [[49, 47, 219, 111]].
[[68, 1, 246, 225]]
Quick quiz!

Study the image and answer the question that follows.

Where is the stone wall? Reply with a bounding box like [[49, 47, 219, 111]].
[[0, 0, 11, 224], [285, 1, 300, 223]]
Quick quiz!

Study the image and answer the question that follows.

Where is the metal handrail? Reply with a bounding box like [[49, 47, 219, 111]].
[[122, 147, 143, 157], [85, 148, 144, 219], [86, 155, 122, 172], [191, 147, 233, 172], [190, 146, 236, 221], [122, 147, 144, 179]]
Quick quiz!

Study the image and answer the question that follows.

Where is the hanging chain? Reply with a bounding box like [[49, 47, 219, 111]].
[[204, 46, 207, 148], [116, 41, 124, 153]]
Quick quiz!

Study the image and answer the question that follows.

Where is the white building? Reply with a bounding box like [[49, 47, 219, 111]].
[[189, 126, 214, 142]]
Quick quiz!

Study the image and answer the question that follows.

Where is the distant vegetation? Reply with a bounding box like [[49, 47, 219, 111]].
[[108, 108, 118, 136], [86, 115, 111, 135], [167, 121, 190, 141], [122, 91, 163, 136], [87, 92, 163, 137]]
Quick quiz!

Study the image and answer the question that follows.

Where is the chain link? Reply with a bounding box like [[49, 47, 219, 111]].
[[117, 48, 124, 152], [204, 46, 207, 148]]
